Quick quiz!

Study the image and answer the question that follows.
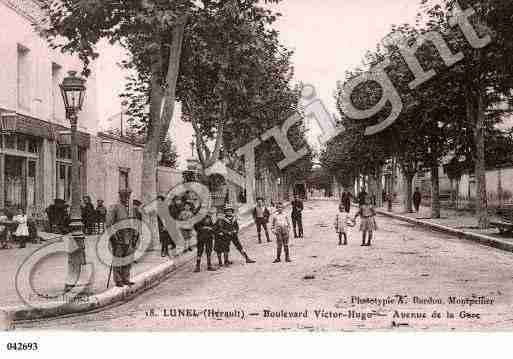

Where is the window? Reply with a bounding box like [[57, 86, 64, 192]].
[[119, 169, 129, 192], [17, 44, 31, 110], [57, 145, 71, 160], [28, 138, 39, 153], [52, 63, 64, 122], [56, 163, 72, 202], [5, 135, 15, 149], [17, 135, 26, 151], [27, 160, 37, 207]]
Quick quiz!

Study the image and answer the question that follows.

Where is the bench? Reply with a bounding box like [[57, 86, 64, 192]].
[[491, 207, 513, 234]]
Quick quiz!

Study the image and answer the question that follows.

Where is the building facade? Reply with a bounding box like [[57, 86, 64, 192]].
[[0, 0, 101, 219]]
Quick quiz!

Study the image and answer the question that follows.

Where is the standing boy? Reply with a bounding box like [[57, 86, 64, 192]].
[[271, 203, 292, 263], [291, 195, 304, 238], [252, 197, 271, 243], [216, 205, 256, 266], [193, 211, 217, 272]]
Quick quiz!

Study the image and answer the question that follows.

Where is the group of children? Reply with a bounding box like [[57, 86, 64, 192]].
[[0, 208, 32, 249], [192, 193, 378, 272], [193, 204, 255, 273], [335, 193, 378, 247]]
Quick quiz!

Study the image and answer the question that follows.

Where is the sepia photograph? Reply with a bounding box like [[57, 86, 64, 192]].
[[1, 0, 513, 355]]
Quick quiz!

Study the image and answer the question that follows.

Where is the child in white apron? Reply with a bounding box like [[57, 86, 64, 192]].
[[14, 208, 29, 248]]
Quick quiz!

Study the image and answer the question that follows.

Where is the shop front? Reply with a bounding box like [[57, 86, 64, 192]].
[[0, 112, 90, 218]]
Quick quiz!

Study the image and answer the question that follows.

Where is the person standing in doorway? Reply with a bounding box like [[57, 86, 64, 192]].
[[413, 187, 422, 213], [252, 197, 271, 244], [106, 189, 136, 287], [291, 195, 304, 238]]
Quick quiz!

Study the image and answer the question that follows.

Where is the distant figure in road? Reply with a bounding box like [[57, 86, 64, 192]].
[[106, 189, 136, 287], [291, 195, 304, 238], [354, 194, 377, 247], [252, 197, 271, 243], [334, 205, 353, 246], [357, 189, 368, 206], [193, 211, 217, 272], [413, 188, 422, 213], [271, 202, 292, 263], [340, 190, 352, 213]]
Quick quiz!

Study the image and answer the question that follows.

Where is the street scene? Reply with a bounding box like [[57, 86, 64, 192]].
[[12, 200, 513, 332], [2, 0, 513, 344]]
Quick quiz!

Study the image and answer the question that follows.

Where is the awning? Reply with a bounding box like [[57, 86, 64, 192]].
[[0, 111, 90, 148]]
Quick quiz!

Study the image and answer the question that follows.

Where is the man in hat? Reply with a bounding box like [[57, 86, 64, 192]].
[[215, 204, 255, 266], [106, 189, 136, 287], [252, 197, 271, 244], [291, 194, 304, 238]]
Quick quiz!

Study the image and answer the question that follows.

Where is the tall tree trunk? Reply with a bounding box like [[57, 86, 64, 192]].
[[375, 166, 383, 208], [141, 21, 186, 248], [431, 164, 441, 219], [456, 178, 460, 210], [405, 174, 414, 213], [474, 90, 489, 229]]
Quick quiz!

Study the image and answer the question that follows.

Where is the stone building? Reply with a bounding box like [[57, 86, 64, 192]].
[[0, 0, 99, 219]]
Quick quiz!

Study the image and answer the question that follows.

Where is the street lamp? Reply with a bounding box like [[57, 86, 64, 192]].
[[60, 71, 87, 292]]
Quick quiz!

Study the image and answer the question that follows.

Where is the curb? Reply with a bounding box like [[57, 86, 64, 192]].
[[375, 208, 513, 253], [0, 212, 262, 325], [1, 259, 179, 323]]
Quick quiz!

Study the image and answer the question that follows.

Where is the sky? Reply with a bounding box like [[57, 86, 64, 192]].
[[96, 0, 422, 169]]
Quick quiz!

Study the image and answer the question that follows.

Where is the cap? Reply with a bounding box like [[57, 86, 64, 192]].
[[119, 188, 132, 196]]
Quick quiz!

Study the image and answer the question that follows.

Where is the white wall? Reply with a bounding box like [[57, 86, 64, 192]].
[[0, 0, 99, 134]]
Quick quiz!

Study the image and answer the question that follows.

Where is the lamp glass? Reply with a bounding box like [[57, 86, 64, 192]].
[[60, 71, 86, 114]]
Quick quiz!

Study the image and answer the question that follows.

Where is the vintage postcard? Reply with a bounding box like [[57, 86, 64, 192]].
[[1, 0, 513, 348]]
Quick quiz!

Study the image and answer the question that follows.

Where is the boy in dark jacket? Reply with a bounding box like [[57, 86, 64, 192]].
[[252, 197, 271, 243], [215, 205, 256, 267], [193, 211, 217, 272]]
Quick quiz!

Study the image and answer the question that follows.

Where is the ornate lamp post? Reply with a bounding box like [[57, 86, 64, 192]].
[[60, 71, 87, 292]]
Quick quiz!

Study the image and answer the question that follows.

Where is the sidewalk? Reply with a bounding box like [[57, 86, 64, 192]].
[[376, 204, 513, 252], [0, 206, 264, 322], [0, 231, 171, 308]]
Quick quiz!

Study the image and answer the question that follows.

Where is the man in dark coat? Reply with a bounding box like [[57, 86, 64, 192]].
[[106, 189, 136, 287], [357, 188, 368, 206], [291, 195, 304, 238], [340, 190, 352, 213], [413, 187, 422, 213], [252, 197, 271, 243]]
